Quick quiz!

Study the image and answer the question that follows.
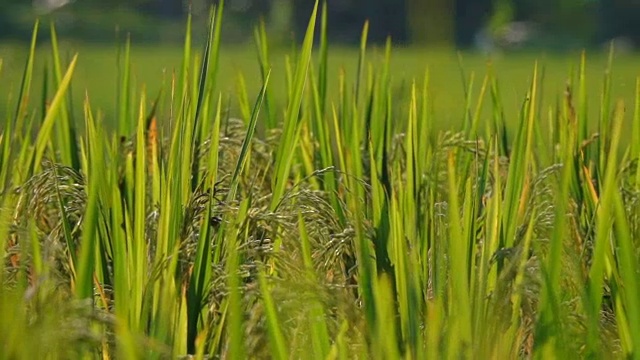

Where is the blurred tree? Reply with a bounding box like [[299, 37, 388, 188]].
[[120, 0, 182, 18], [512, 0, 598, 46], [1, 0, 637, 48], [599, 0, 640, 45], [290, 0, 406, 44], [289, 0, 323, 42], [289, 0, 489, 47], [226, 0, 272, 25], [365, 0, 407, 43], [155, 0, 183, 18], [455, 0, 492, 47]]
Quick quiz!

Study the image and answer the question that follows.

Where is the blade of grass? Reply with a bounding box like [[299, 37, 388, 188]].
[[446, 151, 472, 356], [32, 54, 78, 174], [14, 21, 39, 136], [354, 20, 369, 106], [75, 94, 103, 300], [298, 213, 330, 359], [502, 63, 539, 249], [587, 100, 624, 355], [225, 197, 250, 359], [254, 16, 276, 128], [258, 267, 289, 360], [228, 69, 270, 200], [50, 21, 79, 169], [117, 34, 132, 136], [270, 0, 318, 209], [611, 181, 640, 356]]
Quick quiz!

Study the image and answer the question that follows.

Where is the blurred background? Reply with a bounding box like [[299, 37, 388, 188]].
[[0, 0, 638, 52]]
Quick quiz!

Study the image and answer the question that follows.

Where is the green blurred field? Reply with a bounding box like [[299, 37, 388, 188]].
[[4, 10, 640, 356], [1, 40, 639, 133]]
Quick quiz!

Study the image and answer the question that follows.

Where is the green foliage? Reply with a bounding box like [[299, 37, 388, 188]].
[[2, 1, 640, 358]]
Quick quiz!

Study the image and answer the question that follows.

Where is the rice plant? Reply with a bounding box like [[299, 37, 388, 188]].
[[1, 1, 640, 359]]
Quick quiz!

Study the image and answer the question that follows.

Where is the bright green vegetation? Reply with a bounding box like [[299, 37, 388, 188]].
[[1, 33, 638, 134], [2, 2, 640, 358]]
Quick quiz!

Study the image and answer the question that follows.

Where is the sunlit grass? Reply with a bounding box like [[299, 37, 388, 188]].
[[2, 1, 640, 358]]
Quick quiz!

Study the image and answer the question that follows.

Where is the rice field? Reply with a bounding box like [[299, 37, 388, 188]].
[[2, 2, 640, 359], [1, 33, 638, 133]]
